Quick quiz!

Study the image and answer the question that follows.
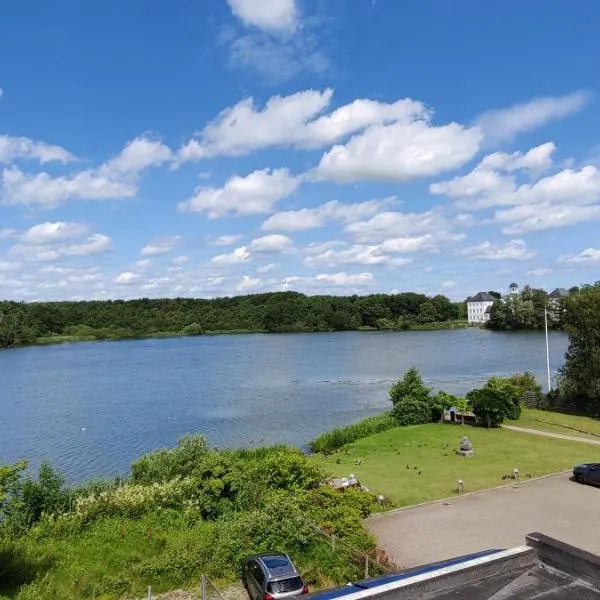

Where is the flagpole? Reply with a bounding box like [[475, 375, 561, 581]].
[[544, 308, 551, 392]]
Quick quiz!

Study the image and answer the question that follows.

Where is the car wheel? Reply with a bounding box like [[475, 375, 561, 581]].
[[578, 474, 587, 485]]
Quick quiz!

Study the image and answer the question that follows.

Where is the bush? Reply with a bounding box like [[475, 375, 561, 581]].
[[182, 323, 204, 336], [389, 368, 431, 405], [392, 398, 432, 426], [467, 387, 515, 428], [485, 376, 523, 420], [309, 413, 397, 454]]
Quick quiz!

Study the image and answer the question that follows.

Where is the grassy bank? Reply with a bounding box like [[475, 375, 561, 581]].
[[408, 320, 468, 331], [312, 424, 596, 506], [516, 408, 600, 440], [0, 440, 384, 600]]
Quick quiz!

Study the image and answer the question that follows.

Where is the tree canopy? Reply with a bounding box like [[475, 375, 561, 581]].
[[0, 292, 463, 348], [558, 283, 600, 406]]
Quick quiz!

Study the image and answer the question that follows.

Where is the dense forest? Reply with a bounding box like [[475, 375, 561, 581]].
[[0, 291, 464, 348]]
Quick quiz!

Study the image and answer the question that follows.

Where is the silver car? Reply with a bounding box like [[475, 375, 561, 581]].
[[242, 553, 308, 600]]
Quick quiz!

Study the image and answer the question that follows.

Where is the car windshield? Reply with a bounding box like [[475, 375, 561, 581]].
[[267, 577, 303, 594], [263, 557, 291, 570]]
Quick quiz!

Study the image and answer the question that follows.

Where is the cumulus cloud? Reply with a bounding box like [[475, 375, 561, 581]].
[[178, 168, 299, 218], [475, 91, 590, 143], [114, 272, 142, 285], [208, 234, 244, 247], [262, 197, 393, 232], [9, 233, 112, 262], [235, 274, 261, 292], [431, 144, 600, 233], [526, 267, 553, 276], [344, 210, 469, 253], [314, 272, 374, 286], [249, 234, 292, 253], [140, 236, 181, 257], [303, 241, 412, 267], [0, 135, 172, 209], [0, 134, 76, 165], [210, 246, 251, 266], [226, 0, 298, 33], [178, 89, 426, 160], [558, 248, 600, 264], [456, 239, 535, 261], [314, 119, 482, 183], [19, 221, 89, 245]]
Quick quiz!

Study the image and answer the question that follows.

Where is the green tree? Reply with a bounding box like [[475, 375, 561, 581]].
[[558, 283, 600, 405], [484, 376, 523, 420], [389, 368, 431, 405], [467, 387, 515, 428], [455, 397, 469, 425]]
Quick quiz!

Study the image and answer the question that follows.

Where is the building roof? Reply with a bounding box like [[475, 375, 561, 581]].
[[509, 282, 519, 288], [549, 287, 569, 299], [467, 292, 495, 302]]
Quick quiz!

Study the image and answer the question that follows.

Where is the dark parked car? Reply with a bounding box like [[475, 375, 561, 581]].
[[242, 553, 308, 600], [573, 463, 600, 486]]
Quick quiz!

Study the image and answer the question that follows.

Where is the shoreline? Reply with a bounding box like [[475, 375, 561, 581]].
[[2, 321, 470, 350]]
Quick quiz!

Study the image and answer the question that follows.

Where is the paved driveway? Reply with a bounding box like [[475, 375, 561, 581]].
[[366, 473, 600, 569]]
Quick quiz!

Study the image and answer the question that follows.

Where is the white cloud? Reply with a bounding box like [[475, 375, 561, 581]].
[[1, 135, 172, 209], [494, 203, 600, 235], [303, 241, 412, 267], [249, 234, 292, 253], [526, 267, 553, 276], [115, 271, 141, 285], [9, 233, 112, 262], [106, 135, 172, 173], [209, 234, 243, 247], [178, 89, 426, 160], [172, 255, 189, 265], [235, 274, 261, 292], [210, 246, 251, 265], [441, 280, 457, 290], [314, 272, 374, 286], [0, 134, 75, 165], [19, 221, 88, 245], [559, 248, 600, 264], [457, 239, 535, 261], [475, 91, 590, 143], [314, 119, 481, 183], [178, 168, 299, 218], [257, 263, 277, 273], [140, 235, 181, 257], [432, 145, 600, 233], [262, 197, 393, 232], [226, 0, 298, 33], [0, 260, 19, 272], [344, 210, 468, 253]]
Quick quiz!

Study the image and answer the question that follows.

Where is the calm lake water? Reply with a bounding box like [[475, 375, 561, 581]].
[[0, 329, 569, 482]]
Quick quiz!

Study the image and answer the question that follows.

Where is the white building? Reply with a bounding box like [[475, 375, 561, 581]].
[[466, 292, 495, 324], [509, 282, 519, 295]]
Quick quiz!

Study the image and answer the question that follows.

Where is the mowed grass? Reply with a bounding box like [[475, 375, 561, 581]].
[[312, 424, 599, 507], [516, 408, 600, 440]]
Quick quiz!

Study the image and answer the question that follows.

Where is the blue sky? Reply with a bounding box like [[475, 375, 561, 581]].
[[1, 0, 600, 301]]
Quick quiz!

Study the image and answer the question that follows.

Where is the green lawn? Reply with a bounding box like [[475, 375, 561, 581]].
[[516, 408, 600, 440], [312, 424, 599, 507]]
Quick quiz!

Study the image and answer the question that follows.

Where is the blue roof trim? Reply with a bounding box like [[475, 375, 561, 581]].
[[308, 548, 504, 600]]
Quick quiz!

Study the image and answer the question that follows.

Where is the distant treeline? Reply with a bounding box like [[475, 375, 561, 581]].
[[0, 291, 464, 348]]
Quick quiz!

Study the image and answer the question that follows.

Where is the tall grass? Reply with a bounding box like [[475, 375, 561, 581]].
[[309, 413, 397, 454]]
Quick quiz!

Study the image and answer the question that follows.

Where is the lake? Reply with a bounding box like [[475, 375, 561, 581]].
[[0, 329, 569, 482]]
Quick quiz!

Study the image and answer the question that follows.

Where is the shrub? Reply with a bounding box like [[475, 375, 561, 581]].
[[182, 323, 204, 336], [308, 413, 397, 454], [389, 368, 431, 405], [392, 398, 432, 426], [485, 376, 523, 420], [467, 387, 515, 428]]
